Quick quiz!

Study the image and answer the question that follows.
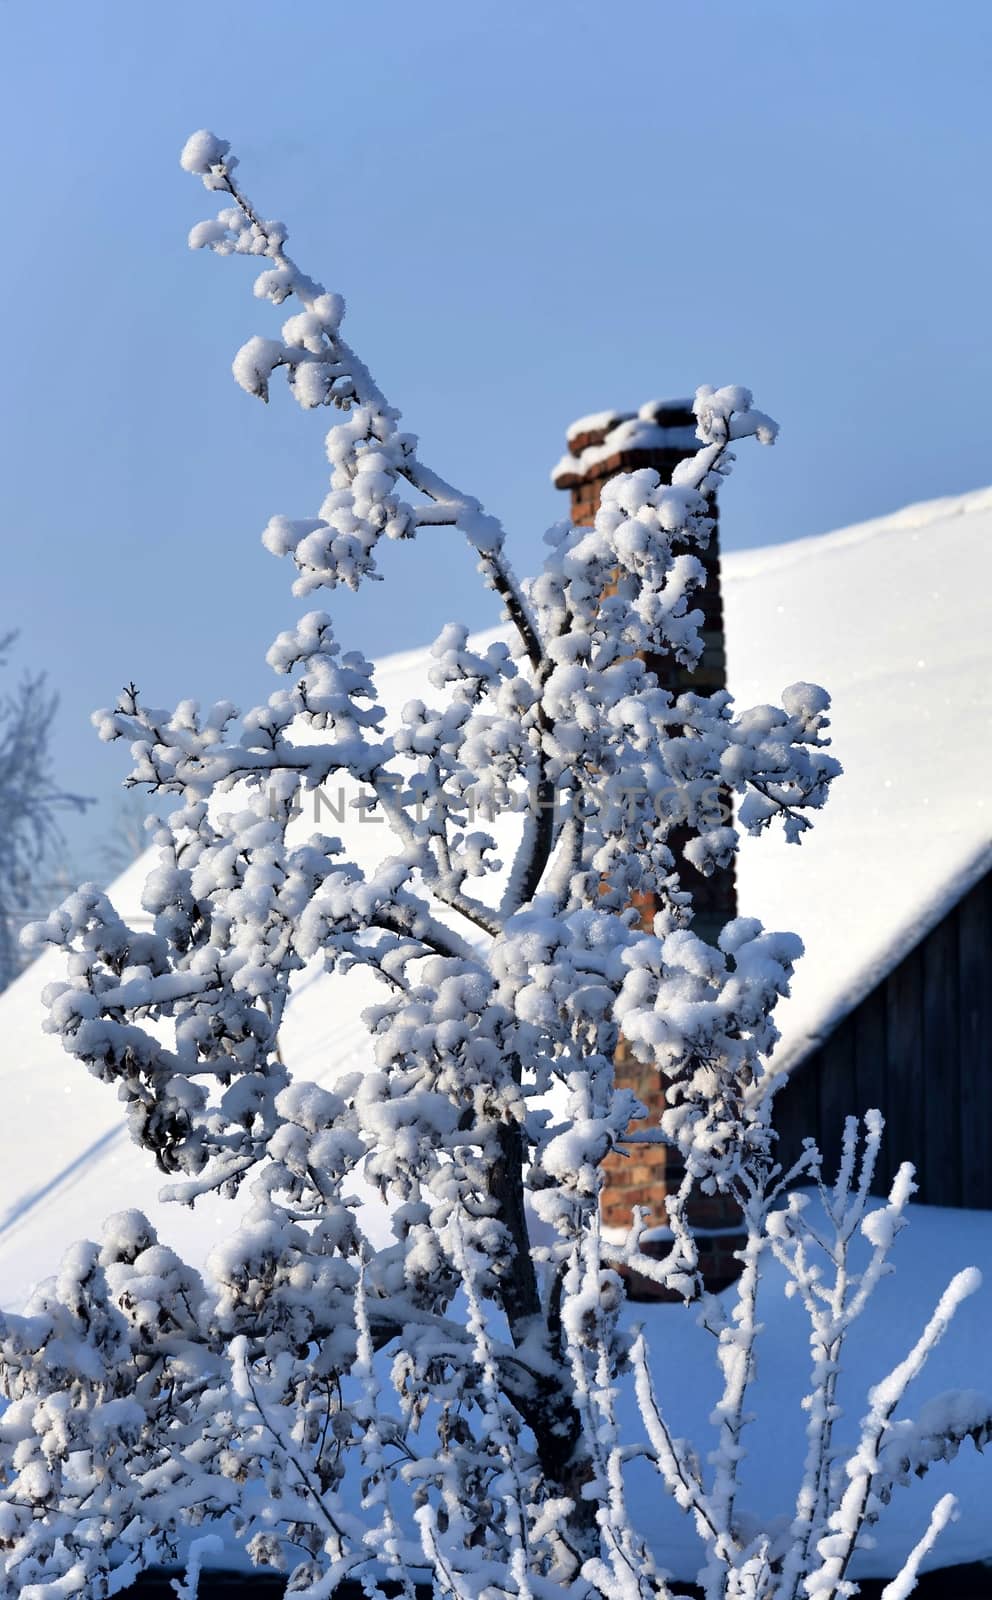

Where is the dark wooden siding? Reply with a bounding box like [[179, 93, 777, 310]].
[[773, 867, 992, 1206]]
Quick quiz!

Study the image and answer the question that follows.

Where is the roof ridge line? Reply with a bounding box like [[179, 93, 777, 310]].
[[724, 484, 992, 582]]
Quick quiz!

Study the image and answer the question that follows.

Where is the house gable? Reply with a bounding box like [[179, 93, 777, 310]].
[[772, 862, 992, 1206]]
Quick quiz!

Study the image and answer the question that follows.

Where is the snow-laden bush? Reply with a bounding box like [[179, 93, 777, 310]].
[[3, 132, 988, 1600]]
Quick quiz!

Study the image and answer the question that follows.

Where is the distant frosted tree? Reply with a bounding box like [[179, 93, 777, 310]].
[[0, 634, 90, 990], [4, 134, 989, 1600], [98, 793, 153, 884]]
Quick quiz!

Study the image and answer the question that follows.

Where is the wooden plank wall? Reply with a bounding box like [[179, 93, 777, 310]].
[[773, 868, 992, 1207]]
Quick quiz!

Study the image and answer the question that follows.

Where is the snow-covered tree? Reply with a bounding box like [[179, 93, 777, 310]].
[[3, 132, 988, 1600], [0, 634, 90, 992]]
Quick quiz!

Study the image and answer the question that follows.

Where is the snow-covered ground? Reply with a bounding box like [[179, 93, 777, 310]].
[[617, 1197, 992, 1579], [1, 484, 990, 1578]]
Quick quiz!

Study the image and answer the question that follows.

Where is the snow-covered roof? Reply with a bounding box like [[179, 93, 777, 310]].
[[727, 484, 992, 1070], [2, 483, 991, 1575]]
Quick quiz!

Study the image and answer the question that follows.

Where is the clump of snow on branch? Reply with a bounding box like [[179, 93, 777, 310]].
[[2, 132, 986, 1600]]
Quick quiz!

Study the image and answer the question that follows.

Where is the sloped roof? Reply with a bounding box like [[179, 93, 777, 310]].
[[725, 484, 992, 1070]]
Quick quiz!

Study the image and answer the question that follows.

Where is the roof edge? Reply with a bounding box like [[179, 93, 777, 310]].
[[724, 485, 992, 583], [769, 837, 992, 1080]]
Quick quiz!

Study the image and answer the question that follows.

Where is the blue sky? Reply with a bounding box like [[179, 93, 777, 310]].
[[1, 0, 990, 874]]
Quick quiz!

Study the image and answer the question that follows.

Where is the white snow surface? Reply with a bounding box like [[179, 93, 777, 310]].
[[1, 485, 991, 1577]]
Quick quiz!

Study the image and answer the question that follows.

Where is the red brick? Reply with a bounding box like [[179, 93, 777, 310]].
[[555, 399, 744, 1296]]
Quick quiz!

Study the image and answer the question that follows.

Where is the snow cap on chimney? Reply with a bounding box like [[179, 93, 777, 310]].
[[553, 398, 700, 526]]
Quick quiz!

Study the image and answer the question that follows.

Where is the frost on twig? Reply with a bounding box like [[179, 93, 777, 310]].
[[1, 132, 984, 1600]]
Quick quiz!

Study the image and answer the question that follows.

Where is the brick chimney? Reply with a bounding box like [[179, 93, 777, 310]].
[[553, 400, 744, 1297]]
